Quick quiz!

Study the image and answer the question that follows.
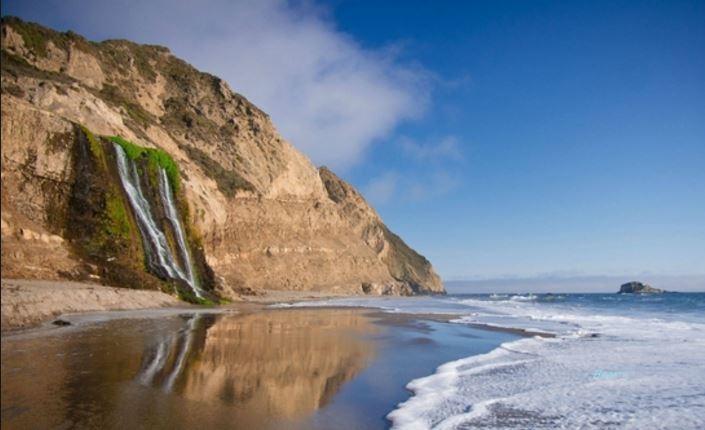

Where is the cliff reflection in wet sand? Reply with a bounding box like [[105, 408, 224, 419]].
[[140, 310, 376, 417], [1, 309, 377, 430]]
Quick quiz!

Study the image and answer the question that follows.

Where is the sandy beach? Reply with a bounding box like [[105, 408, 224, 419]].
[[0, 279, 185, 331], [0, 278, 371, 333]]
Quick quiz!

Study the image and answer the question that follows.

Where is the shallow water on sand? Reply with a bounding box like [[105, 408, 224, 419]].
[[1, 308, 515, 429]]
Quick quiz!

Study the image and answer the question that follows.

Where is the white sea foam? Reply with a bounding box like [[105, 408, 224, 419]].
[[508, 293, 538, 301], [284, 294, 705, 428], [385, 295, 705, 429]]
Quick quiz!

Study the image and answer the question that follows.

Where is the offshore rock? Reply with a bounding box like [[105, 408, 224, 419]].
[[618, 282, 664, 294]]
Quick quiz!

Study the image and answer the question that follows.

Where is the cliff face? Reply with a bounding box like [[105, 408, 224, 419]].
[[0, 17, 444, 298]]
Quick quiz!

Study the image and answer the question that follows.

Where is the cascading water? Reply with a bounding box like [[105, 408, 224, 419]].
[[158, 169, 199, 294], [113, 143, 203, 298]]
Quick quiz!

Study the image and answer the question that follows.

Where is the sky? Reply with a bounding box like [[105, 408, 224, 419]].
[[3, 0, 704, 283]]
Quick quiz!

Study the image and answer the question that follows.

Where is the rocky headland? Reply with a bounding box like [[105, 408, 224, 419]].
[[1, 17, 444, 312]]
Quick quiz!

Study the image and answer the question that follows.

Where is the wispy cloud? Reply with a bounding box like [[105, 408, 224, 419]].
[[365, 168, 460, 206], [364, 172, 400, 205], [399, 135, 464, 161], [408, 169, 461, 201], [363, 134, 465, 205], [19, 0, 431, 170]]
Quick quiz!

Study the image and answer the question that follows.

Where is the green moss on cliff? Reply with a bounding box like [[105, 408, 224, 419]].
[[109, 135, 181, 192], [80, 126, 103, 159], [105, 192, 131, 239], [102, 134, 216, 298], [67, 127, 149, 285], [66, 126, 208, 297]]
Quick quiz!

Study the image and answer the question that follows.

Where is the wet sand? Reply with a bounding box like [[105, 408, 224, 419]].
[[1, 307, 520, 430], [0, 279, 362, 333], [1, 279, 182, 332]]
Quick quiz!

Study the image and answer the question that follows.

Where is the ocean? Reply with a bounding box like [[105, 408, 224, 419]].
[[283, 292, 705, 429]]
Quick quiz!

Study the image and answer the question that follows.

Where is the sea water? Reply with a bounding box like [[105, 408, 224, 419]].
[[282, 293, 705, 429]]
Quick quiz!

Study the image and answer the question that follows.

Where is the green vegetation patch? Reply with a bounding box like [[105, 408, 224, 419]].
[[80, 125, 103, 159], [3, 16, 54, 57], [180, 144, 255, 197], [0, 50, 74, 84], [100, 84, 154, 128], [99, 40, 159, 83], [2, 16, 94, 58], [161, 97, 222, 136], [104, 192, 131, 239], [109, 136, 181, 192], [68, 127, 142, 277], [177, 290, 216, 306]]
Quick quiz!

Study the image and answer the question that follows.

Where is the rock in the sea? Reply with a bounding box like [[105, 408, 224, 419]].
[[618, 282, 664, 294]]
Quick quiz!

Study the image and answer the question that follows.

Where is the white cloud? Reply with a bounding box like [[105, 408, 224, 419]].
[[364, 171, 400, 205], [365, 168, 460, 206], [363, 135, 464, 205], [399, 135, 464, 161], [37, 0, 430, 170], [407, 169, 460, 201]]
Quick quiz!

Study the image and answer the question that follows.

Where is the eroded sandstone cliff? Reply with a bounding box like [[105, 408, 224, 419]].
[[0, 17, 444, 299]]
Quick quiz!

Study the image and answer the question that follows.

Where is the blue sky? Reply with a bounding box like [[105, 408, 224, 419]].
[[4, 0, 704, 281]]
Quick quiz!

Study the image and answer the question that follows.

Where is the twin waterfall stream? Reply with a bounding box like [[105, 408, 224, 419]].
[[113, 143, 204, 299]]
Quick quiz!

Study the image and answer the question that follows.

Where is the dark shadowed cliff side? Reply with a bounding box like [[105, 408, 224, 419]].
[[0, 17, 444, 300]]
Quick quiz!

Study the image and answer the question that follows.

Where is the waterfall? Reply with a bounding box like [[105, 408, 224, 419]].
[[158, 169, 199, 295], [113, 143, 203, 298]]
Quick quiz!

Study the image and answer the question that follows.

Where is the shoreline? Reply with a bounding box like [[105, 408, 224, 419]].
[[1, 278, 552, 341], [0, 278, 384, 333], [0, 278, 359, 333]]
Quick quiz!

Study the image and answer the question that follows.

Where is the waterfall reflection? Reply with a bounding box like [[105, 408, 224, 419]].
[[135, 309, 376, 420], [2, 309, 378, 429], [138, 314, 204, 391]]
